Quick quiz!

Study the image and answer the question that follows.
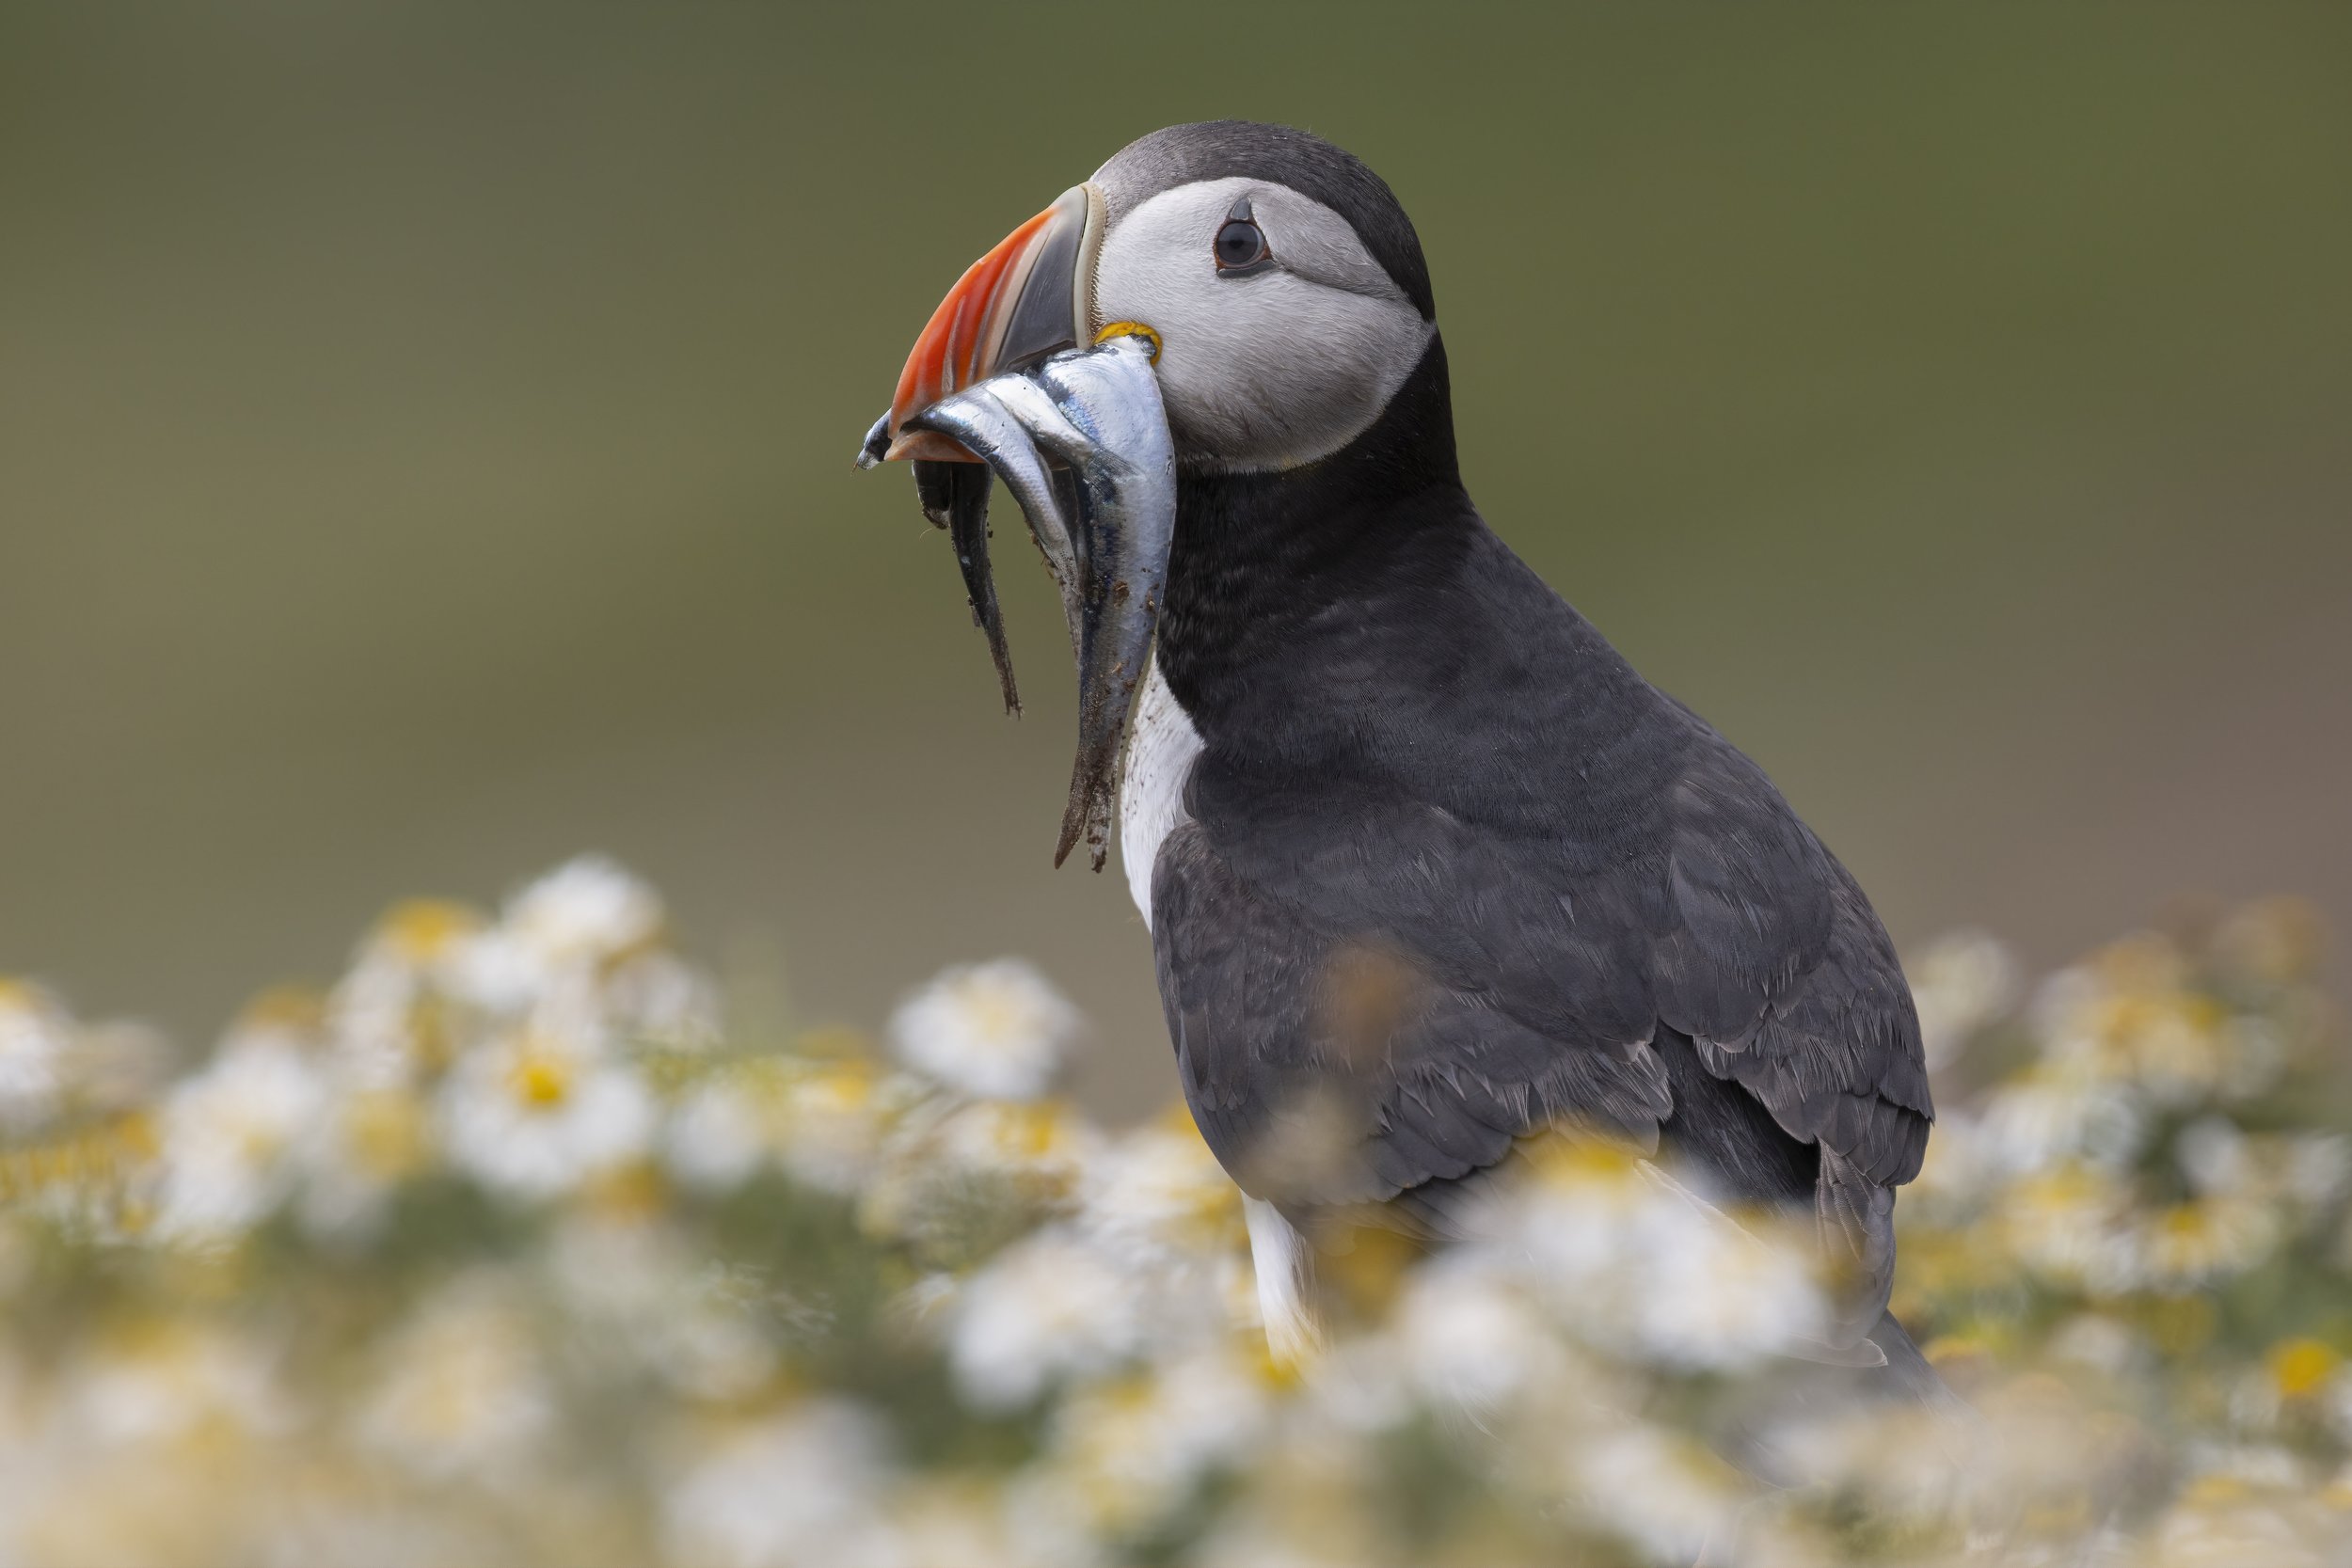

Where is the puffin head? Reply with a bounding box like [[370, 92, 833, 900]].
[[881, 121, 1438, 475], [870, 123, 1448, 867]]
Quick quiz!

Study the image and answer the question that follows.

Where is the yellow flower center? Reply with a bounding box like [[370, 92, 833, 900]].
[[512, 1054, 574, 1108], [381, 899, 481, 962], [966, 990, 1021, 1044], [993, 1101, 1067, 1159], [2267, 1337, 2341, 1400], [802, 1063, 875, 1113], [345, 1090, 428, 1178]]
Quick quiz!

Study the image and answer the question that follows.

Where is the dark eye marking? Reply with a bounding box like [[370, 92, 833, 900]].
[[1213, 195, 1273, 277]]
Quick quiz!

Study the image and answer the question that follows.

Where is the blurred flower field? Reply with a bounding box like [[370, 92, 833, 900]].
[[0, 860, 2347, 1566]]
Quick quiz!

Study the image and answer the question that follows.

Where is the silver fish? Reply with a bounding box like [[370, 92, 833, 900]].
[[859, 335, 1174, 869]]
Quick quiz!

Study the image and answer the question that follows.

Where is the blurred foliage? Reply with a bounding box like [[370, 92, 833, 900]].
[[1, 862, 2347, 1565]]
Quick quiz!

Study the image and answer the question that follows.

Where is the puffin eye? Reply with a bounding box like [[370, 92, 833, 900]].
[[1213, 197, 1272, 275], [1214, 220, 1267, 268]]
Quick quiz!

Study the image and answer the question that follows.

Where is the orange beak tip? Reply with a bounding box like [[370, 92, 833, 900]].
[[880, 184, 1098, 470]]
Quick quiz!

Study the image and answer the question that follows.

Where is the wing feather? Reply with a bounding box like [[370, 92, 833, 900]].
[[1151, 710, 1931, 1337]]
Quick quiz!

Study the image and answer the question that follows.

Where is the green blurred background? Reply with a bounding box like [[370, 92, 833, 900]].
[[3, 3, 2346, 1117]]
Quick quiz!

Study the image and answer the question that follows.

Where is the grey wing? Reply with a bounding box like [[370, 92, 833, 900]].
[[1645, 746, 1934, 1341], [1683, 853, 1934, 1341], [1150, 819, 1674, 1229], [1154, 733, 1931, 1346]]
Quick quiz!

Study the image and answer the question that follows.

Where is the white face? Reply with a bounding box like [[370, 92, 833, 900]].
[[1089, 176, 1435, 474]]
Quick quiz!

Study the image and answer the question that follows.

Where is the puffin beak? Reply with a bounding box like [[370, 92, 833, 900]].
[[877, 183, 1104, 464], [859, 182, 1168, 874]]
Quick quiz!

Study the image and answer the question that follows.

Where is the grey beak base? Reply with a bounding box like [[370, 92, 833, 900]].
[[995, 195, 1089, 373]]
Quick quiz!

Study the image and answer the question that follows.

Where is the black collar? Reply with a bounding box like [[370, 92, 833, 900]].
[[1156, 335, 1472, 736]]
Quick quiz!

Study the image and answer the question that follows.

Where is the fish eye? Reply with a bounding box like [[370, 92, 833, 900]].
[[1214, 198, 1272, 274]]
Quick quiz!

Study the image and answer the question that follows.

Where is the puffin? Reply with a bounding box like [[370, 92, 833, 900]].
[[860, 121, 1938, 1391]]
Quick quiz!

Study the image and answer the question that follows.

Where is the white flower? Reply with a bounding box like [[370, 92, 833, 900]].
[[863, 1097, 1102, 1246], [925, 1097, 1098, 1185], [2281, 1132, 2352, 1208], [1979, 1063, 2144, 1175], [68, 1323, 291, 1444], [441, 927, 544, 1017], [2181, 1439, 2306, 1492], [1392, 1257, 1566, 1414], [608, 951, 723, 1052], [1571, 1426, 1741, 1566], [2178, 1117, 2351, 1212], [2045, 1313, 2148, 1377], [666, 1069, 774, 1191], [1904, 1108, 1994, 1216], [437, 858, 665, 1026], [1077, 1116, 1243, 1270], [661, 1401, 898, 1568], [1767, 1397, 1979, 1520], [2033, 954, 2270, 1105], [1044, 1344, 1271, 1536], [947, 1227, 1144, 1411], [2127, 1196, 2280, 1289], [1629, 1198, 1827, 1369], [153, 1026, 328, 1242], [2153, 1487, 2341, 1567], [774, 1060, 916, 1196], [1469, 1143, 1825, 1370], [544, 1216, 779, 1402], [1907, 928, 2018, 1070], [2176, 1115, 2252, 1197], [356, 1273, 552, 1479], [505, 855, 664, 970], [294, 1082, 435, 1240], [1998, 1164, 2143, 1294], [888, 958, 1080, 1101], [654, 1300, 782, 1404], [439, 1033, 655, 1201], [326, 898, 485, 1086], [663, 1057, 918, 1197], [0, 979, 72, 1133]]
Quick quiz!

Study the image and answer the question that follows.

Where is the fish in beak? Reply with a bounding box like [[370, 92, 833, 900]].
[[856, 184, 1174, 873]]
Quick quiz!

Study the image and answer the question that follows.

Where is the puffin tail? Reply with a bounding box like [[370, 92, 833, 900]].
[[1866, 1308, 1969, 1418], [1712, 1308, 1979, 1489]]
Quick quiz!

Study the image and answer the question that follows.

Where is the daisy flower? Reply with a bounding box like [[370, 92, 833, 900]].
[[152, 1024, 327, 1242], [888, 959, 1080, 1101], [439, 1032, 655, 1202], [948, 1226, 1145, 1411]]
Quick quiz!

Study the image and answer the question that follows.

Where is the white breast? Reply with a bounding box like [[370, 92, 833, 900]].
[[1123, 665, 1321, 1367], [1117, 659, 1204, 929]]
